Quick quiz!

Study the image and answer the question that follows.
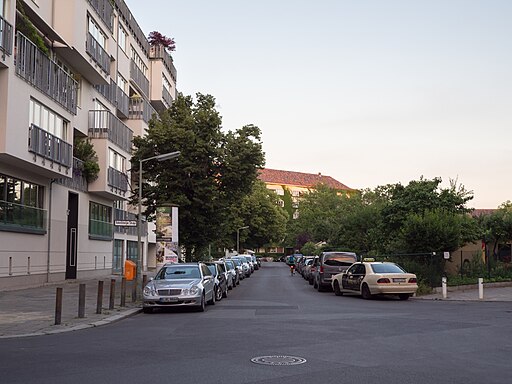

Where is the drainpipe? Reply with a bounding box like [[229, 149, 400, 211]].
[[46, 179, 55, 283]]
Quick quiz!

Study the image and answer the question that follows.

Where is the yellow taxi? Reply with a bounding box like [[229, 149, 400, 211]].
[[331, 259, 418, 300]]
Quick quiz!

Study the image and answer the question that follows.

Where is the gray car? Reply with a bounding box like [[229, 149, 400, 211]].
[[313, 251, 358, 292], [143, 262, 215, 313]]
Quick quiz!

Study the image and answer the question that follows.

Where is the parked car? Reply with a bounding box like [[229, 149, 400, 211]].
[[331, 260, 418, 300], [313, 251, 358, 292], [223, 259, 239, 287], [232, 256, 251, 277], [305, 256, 319, 285], [216, 260, 234, 290], [205, 262, 228, 301], [229, 257, 244, 281], [301, 257, 314, 278], [143, 262, 215, 313]]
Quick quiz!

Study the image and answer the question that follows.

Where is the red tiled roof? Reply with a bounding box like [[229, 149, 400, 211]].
[[258, 168, 354, 191]]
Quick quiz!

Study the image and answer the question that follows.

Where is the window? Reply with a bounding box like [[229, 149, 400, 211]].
[[88, 17, 106, 48], [162, 75, 171, 92], [118, 24, 127, 52], [0, 0, 4, 17], [127, 240, 138, 262], [113, 239, 124, 273], [117, 74, 128, 93], [131, 46, 148, 76], [29, 99, 68, 141], [109, 148, 125, 172], [0, 174, 45, 231], [89, 202, 112, 239]]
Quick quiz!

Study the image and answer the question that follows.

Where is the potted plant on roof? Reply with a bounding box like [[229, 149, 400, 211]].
[[148, 31, 176, 56]]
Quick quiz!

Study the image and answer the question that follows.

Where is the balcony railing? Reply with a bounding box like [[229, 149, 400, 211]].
[[86, 32, 110, 75], [0, 200, 46, 232], [130, 59, 149, 97], [107, 167, 128, 194], [0, 15, 13, 56], [128, 97, 157, 124], [28, 124, 72, 168], [149, 45, 177, 82], [162, 86, 173, 109], [56, 157, 88, 192], [95, 80, 129, 118], [15, 33, 78, 114], [87, 0, 114, 33], [88, 110, 133, 153]]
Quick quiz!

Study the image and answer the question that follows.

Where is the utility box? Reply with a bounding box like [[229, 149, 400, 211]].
[[124, 260, 136, 281]]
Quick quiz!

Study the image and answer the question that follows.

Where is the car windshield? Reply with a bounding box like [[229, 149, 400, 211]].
[[245, 257, 252, 263], [157, 266, 201, 280], [225, 261, 234, 269], [370, 263, 406, 274], [324, 254, 357, 266], [207, 265, 217, 275]]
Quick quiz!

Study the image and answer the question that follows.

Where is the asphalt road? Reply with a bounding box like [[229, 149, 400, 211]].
[[1, 262, 511, 384]]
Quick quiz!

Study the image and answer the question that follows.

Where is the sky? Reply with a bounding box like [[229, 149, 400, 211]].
[[125, 0, 512, 209]]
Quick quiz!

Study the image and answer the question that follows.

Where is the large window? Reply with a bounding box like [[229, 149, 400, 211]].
[[163, 75, 171, 92], [109, 148, 125, 172], [88, 16, 106, 48], [0, 174, 45, 232], [89, 202, 112, 239], [118, 24, 127, 53], [29, 99, 68, 141], [130, 46, 148, 76], [117, 73, 128, 93], [127, 240, 138, 262]]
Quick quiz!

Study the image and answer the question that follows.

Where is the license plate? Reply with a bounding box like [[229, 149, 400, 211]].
[[160, 297, 179, 303], [393, 278, 406, 283]]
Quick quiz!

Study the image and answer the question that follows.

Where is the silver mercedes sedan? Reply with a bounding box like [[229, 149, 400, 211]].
[[143, 262, 215, 313]]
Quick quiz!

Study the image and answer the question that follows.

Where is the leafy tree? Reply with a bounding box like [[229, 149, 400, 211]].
[[477, 202, 512, 260], [73, 138, 99, 182], [132, 93, 264, 261], [300, 241, 319, 256]]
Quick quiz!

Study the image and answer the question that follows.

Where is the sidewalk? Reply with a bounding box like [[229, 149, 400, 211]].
[[0, 276, 144, 339], [415, 281, 512, 302]]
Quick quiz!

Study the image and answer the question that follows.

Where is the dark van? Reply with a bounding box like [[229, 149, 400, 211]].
[[314, 251, 358, 291]]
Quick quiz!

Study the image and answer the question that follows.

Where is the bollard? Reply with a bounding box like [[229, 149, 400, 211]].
[[121, 277, 126, 307], [442, 277, 447, 299], [109, 279, 116, 310], [143, 274, 148, 290], [96, 280, 104, 314], [478, 278, 484, 300], [78, 283, 86, 318], [132, 279, 137, 302], [55, 287, 63, 325]]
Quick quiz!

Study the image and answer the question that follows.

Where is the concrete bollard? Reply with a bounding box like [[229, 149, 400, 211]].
[[96, 280, 104, 314], [442, 277, 447, 299], [78, 283, 86, 318], [478, 278, 484, 300], [55, 287, 63, 325]]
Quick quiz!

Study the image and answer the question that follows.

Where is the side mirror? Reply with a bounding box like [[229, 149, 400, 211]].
[[149, 277, 154, 281]]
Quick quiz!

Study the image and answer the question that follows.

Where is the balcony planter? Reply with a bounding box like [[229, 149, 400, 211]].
[[16, 0, 50, 56], [73, 138, 100, 183]]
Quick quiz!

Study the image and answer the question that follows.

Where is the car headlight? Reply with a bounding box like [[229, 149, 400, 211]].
[[182, 286, 200, 296], [143, 285, 156, 296]]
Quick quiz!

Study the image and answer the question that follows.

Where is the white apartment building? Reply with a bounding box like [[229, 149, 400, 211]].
[[0, 0, 177, 289]]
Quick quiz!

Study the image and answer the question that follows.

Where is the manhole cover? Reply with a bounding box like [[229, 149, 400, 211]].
[[251, 355, 307, 366]]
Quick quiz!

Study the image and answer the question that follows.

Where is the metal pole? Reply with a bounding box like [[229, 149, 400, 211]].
[[78, 283, 86, 318], [96, 280, 104, 314], [120, 277, 126, 307], [137, 159, 143, 301], [55, 287, 62, 325], [237, 229, 240, 254], [109, 279, 115, 310]]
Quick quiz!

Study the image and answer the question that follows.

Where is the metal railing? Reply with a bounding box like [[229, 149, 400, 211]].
[[28, 124, 72, 168], [95, 80, 129, 118], [0, 200, 46, 231], [130, 59, 149, 97], [0, 15, 13, 56], [86, 32, 110, 75], [55, 158, 88, 192], [107, 167, 128, 194], [116, 85, 129, 118], [88, 110, 133, 153], [162, 86, 173, 109], [87, 0, 114, 32], [149, 44, 177, 82], [128, 97, 157, 124], [15, 33, 78, 114], [113, 0, 150, 56]]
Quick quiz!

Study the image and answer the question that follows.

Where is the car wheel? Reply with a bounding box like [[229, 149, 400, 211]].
[[333, 281, 343, 296], [399, 293, 410, 301], [361, 283, 372, 300], [215, 286, 223, 302], [143, 307, 153, 314], [208, 289, 216, 305], [196, 294, 206, 312], [317, 282, 325, 292]]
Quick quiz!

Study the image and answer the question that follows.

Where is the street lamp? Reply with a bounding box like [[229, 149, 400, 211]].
[[237, 226, 249, 254], [137, 151, 180, 298]]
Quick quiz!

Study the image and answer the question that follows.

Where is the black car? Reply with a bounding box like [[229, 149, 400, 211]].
[[205, 262, 228, 301]]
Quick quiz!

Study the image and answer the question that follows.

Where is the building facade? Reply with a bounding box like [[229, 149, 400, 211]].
[[0, 0, 177, 289]]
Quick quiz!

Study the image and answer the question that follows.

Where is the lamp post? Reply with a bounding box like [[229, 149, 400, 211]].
[[237, 226, 249, 254], [137, 151, 180, 298]]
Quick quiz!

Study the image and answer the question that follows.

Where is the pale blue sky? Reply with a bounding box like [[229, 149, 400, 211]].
[[125, 0, 512, 208]]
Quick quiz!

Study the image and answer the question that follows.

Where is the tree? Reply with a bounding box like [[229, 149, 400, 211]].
[[477, 202, 512, 260], [132, 93, 265, 261], [148, 31, 176, 52]]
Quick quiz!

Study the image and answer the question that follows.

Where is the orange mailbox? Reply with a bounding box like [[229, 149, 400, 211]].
[[124, 260, 136, 281]]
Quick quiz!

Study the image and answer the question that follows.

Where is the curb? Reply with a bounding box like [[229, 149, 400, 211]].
[[0, 308, 142, 339]]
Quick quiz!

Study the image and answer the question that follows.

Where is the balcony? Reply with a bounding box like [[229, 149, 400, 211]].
[[55, 158, 88, 192], [15, 33, 78, 114], [88, 110, 133, 153], [86, 32, 110, 75], [130, 59, 149, 97], [28, 124, 73, 169], [0, 15, 13, 56], [149, 45, 177, 82], [162, 86, 173, 109], [107, 167, 128, 195], [129, 97, 157, 124], [0, 200, 46, 234], [87, 0, 114, 33], [95, 80, 130, 118]]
